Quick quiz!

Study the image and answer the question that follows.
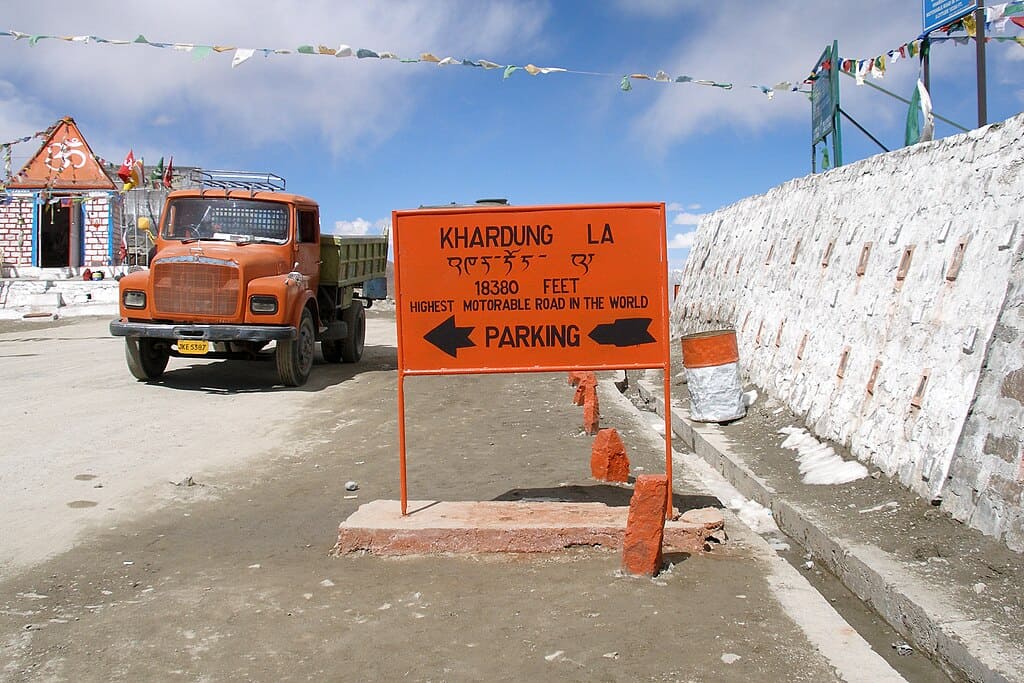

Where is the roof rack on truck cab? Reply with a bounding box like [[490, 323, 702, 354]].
[[191, 169, 286, 193]]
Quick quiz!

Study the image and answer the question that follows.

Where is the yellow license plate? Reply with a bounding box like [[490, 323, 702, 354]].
[[177, 340, 210, 355]]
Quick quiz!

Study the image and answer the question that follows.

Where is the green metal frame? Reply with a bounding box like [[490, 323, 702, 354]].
[[811, 40, 843, 171]]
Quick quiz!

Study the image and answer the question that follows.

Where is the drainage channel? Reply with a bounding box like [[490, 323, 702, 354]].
[[772, 535, 960, 682], [627, 393, 958, 682]]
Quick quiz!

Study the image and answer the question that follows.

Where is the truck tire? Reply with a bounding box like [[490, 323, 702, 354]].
[[125, 337, 169, 381], [341, 300, 365, 363], [321, 338, 343, 363], [277, 308, 315, 386]]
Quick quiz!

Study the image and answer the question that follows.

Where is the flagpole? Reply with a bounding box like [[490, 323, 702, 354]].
[[975, 0, 987, 126], [921, 36, 930, 93]]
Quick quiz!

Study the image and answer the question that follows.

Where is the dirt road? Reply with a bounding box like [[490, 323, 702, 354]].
[[1, 313, 901, 681]]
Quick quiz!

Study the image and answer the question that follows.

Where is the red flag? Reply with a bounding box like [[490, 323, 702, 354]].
[[118, 227, 128, 262], [163, 156, 173, 189], [117, 149, 134, 183], [1012, 17, 1024, 29]]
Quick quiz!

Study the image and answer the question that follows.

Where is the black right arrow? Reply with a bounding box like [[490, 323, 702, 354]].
[[424, 315, 476, 358], [588, 318, 656, 347]]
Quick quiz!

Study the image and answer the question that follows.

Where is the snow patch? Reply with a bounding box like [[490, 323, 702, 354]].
[[778, 427, 868, 485], [648, 417, 666, 434], [728, 497, 779, 535]]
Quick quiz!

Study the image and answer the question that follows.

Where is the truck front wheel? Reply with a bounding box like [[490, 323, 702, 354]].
[[341, 300, 365, 363], [277, 309, 315, 386], [125, 337, 169, 381]]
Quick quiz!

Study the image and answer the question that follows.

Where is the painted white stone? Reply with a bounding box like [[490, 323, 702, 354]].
[[674, 113, 1024, 536]]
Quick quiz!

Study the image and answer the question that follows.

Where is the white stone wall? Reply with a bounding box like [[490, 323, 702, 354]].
[[943, 250, 1024, 551], [0, 279, 120, 309], [674, 114, 1024, 524]]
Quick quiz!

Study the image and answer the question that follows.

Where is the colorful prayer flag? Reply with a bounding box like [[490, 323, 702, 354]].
[[117, 149, 134, 183], [151, 157, 164, 184]]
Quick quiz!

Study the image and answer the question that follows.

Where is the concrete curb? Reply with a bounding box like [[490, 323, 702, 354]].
[[637, 379, 1020, 683], [0, 304, 118, 321]]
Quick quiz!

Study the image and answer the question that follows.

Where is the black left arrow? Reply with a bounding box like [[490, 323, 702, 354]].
[[588, 318, 656, 347], [424, 315, 476, 358]]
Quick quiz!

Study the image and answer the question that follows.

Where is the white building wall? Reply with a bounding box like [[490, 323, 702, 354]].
[[0, 198, 34, 269]]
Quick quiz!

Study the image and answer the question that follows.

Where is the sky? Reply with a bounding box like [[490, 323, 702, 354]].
[[1, 1, 1021, 270]]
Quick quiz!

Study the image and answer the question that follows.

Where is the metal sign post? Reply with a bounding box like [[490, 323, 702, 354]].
[[392, 202, 673, 518], [811, 41, 842, 172], [975, 0, 987, 126], [922, 0, 986, 127]]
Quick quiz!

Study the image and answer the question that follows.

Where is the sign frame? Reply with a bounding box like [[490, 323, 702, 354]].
[[810, 41, 843, 171], [811, 45, 835, 146], [922, 0, 977, 35], [392, 202, 674, 517]]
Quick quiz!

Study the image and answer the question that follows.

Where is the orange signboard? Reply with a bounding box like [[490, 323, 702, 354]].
[[393, 203, 669, 375]]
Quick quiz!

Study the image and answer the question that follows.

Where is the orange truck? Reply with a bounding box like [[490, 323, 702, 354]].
[[110, 171, 388, 386]]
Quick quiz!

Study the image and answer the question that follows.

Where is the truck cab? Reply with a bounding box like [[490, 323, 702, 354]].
[[111, 170, 388, 386]]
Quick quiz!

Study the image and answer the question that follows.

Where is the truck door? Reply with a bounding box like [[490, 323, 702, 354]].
[[295, 208, 320, 288]]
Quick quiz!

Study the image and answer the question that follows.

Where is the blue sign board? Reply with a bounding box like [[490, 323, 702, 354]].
[[923, 0, 977, 34], [811, 46, 835, 145]]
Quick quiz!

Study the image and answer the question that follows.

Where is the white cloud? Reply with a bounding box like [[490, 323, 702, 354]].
[[151, 114, 176, 127], [667, 230, 696, 249], [613, 0, 697, 18], [334, 218, 372, 235], [667, 201, 702, 215], [0, 1, 548, 160], [331, 217, 389, 235], [629, 2, 924, 149], [672, 212, 702, 226], [0, 80, 58, 169]]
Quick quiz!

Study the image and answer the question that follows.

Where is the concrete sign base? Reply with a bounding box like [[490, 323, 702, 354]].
[[334, 500, 723, 556]]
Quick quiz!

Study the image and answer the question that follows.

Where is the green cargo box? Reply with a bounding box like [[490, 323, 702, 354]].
[[319, 234, 389, 287]]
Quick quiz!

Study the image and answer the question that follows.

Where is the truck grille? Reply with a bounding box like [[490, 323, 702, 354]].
[[153, 261, 240, 317]]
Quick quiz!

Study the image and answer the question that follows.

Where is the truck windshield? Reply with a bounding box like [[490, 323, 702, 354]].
[[161, 198, 290, 243]]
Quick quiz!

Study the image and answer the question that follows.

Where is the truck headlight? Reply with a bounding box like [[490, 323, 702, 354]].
[[123, 290, 146, 309], [250, 295, 278, 314]]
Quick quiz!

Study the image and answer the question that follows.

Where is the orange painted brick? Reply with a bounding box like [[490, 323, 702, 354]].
[[583, 388, 600, 435], [591, 428, 630, 482], [622, 474, 668, 577], [568, 371, 590, 386], [572, 372, 596, 405]]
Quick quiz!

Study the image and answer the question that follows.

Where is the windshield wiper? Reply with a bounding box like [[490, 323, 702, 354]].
[[235, 236, 282, 245]]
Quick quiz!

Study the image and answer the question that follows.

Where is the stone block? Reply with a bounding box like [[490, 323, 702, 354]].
[[27, 292, 63, 309], [1000, 368, 1024, 404], [679, 507, 725, 531], [583, 390, 600, 435], [567, 371, 591, 386], [572, 372, 596, 405], [334, 500, 718, 555], [983, 434, 1021, 464], [591, 428, 630, 482], [622, 474, 668, 577]]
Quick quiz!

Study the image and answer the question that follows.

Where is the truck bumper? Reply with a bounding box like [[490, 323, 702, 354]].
[[110, 321, 297, 342]]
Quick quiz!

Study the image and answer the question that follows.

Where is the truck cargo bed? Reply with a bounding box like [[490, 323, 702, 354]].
[[319, 234, 389, 287]]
